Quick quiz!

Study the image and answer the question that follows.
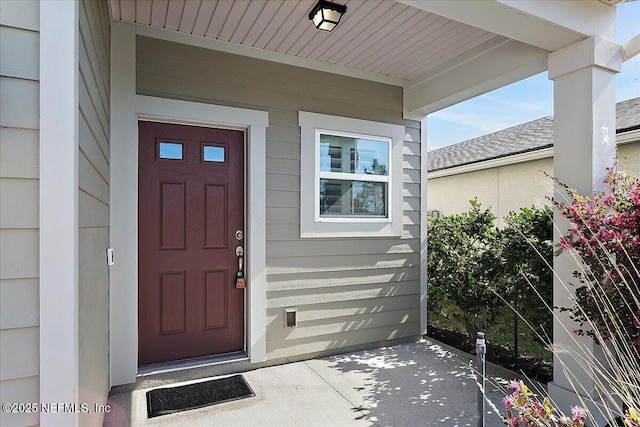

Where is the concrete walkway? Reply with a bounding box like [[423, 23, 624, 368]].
[[105, 339, 541, 426]]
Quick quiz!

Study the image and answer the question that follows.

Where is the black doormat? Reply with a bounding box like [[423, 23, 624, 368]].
[[146, 375, 255, 418]]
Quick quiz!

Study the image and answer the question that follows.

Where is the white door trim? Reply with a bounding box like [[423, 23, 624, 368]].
[[110, 22, 267, 385], [136, 95, 269, 364]]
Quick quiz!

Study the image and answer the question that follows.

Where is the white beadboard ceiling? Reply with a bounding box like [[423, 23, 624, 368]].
[[110, 0, 503, 83]]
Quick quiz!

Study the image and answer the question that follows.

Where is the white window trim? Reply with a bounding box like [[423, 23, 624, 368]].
[[299, 111, 404, 238]]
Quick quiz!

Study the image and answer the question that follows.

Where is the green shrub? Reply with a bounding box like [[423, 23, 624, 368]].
[[427, 201, 554, 345], [499, 205, 554, 341], [427, 198, 502, 339]]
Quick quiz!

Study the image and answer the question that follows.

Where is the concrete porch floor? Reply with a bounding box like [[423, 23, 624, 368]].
[[104, 338, 540, 426]]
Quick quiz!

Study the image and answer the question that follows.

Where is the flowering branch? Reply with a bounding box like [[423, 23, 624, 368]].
[[502, 380, 585, 426]]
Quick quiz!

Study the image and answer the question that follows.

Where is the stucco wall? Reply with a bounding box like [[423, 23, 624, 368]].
[[78, 0, 111, 425], [496, 158, 553, 223], [427, 138, 639, 226], [427, 158, 554, 227], [618, 141, 640, 175], [0, 1, 40, 425], [427, 167, 501, 221], [136, 36, 422, 361]]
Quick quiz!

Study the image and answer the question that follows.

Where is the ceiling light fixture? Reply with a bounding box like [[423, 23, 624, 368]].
[[309, 0, 347, 32]]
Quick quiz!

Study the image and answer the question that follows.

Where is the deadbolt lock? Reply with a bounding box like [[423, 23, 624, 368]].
[[235, 230, 244, 240]]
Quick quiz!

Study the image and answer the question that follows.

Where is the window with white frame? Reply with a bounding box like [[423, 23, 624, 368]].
[[299, 111, 405, 238], [318, 131, 390, 218]]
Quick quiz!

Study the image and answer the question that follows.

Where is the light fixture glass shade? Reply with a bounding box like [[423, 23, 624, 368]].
[[312, 10, 325, 28], [309, 0, 347, 32], [323, 9, 342, 24], [318, 19, 337, 32]]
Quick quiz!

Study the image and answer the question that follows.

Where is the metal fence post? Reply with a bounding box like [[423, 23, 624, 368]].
[[476, 331, 486, 427], [514, 281, 519, 371]]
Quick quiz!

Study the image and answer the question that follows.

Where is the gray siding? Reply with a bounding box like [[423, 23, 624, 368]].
[[78, 0, 111, 425], [137, 37, 422, 361], [0, 1, 40, 425]]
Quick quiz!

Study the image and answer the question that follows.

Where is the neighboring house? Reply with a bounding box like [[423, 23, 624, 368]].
[[427, 97, 640, 226], [0, 1, 636, 426]]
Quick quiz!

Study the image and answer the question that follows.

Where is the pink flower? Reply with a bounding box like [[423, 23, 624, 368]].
[[571, 405, 587, 421], [534, 401, 546, 418], [502, 396, 513, 408], [559, 237, 572, 250], [571, 406, 587, 420], [507, 380, 521, 392]]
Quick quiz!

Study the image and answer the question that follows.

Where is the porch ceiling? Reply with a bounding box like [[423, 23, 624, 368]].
[[109, 0, 504, 84], [110, 0, 620, 116]]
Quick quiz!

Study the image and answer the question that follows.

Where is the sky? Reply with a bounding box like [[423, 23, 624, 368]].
[[426, 2, 640, 150]]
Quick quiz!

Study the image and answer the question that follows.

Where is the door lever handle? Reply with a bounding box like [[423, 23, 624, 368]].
[[235, 245, 245, 289]]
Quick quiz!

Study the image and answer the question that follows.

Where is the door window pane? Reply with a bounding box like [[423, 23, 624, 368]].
[[159, 142, 183, 160], [320, 179, 386, 217], [203, 146, 225, 163]]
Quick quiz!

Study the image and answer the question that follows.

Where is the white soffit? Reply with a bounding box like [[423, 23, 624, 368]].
[[109, 0, 503, 85], [599, 0, 627, 5]]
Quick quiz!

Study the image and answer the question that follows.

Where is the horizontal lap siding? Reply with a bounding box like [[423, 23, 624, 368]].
[[0, 2, 40, 425], [78, 0, 110, 425], [136, 36, 421, 361]]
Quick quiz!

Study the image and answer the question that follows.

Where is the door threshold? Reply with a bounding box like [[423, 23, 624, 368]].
[[137, 351, 249, 377]]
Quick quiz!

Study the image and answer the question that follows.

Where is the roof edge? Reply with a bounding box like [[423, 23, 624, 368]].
[[428, 147, 554, 178]]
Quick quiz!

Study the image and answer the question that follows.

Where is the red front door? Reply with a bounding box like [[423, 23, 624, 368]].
[[138, 121, 245, 365]]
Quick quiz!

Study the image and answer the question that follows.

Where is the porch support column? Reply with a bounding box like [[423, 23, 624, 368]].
[[420, 117, 429, 335], [110, 21, 137, 386], [547, 35, 621, 423], [39, 1, 80, 425]]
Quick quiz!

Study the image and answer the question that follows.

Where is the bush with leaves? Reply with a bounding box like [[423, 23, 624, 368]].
[[500, 205, 554, 341], [502, 380, 587, 427], [427, 198, 503, 338], [554, 168, 640, 350], [495, 168, 640, 427], [428, 200, 554, 342]]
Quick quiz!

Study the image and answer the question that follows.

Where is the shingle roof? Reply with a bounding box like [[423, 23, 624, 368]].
[[617, 97, 640, 132], [427, 97, 640, 172]]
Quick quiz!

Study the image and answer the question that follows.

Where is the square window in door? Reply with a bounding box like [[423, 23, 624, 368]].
[[203, 146, 225, 163], [158, 142, 183, 160]]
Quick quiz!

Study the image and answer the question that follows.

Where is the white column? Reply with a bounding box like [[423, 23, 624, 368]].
[[39, 1, 80, 425], [109, 22, 138, 386], [547, 35, 621, 424], [420, 117, 429, 335]]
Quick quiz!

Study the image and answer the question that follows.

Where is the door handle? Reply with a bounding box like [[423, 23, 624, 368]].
[[235, 245, 245, 289]]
